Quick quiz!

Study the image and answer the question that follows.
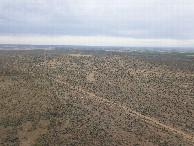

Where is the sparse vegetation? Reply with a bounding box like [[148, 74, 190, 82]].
[[0, 49, 193, 145]]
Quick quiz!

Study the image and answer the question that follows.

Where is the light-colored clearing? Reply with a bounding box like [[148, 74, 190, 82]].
[[87, 72, 96, 82], [18, 120, 49, 146], [69, 54, 92, 57]]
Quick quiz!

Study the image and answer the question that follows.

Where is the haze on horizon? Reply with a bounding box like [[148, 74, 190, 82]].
[[0, 0, 194, 47]]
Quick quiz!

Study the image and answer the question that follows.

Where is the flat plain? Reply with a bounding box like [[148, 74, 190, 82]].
[[0, 49, 193, 145]]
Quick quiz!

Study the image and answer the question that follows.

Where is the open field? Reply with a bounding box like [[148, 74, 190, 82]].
[[0, 49, 194, 145], [123, 50, 194, 56]]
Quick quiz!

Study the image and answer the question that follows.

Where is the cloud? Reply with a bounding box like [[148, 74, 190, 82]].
[[0, 0, 194, 46]]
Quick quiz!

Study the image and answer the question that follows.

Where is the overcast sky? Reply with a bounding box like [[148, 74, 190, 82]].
[[0, 0, 194, 47]]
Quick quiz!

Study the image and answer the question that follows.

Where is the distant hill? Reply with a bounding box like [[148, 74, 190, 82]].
[[0, 44, 194, 52]]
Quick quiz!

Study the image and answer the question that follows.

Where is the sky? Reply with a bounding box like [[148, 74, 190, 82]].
[[0, 0, 194, 47]]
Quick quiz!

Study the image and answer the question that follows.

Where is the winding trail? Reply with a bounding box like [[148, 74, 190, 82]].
[[51, 77, 194, 143]]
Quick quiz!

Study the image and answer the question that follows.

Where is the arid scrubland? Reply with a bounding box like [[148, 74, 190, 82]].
[[0, 49, 193, 145]]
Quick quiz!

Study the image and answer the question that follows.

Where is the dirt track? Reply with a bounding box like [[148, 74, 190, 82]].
[[52, 77, 194, 143]]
